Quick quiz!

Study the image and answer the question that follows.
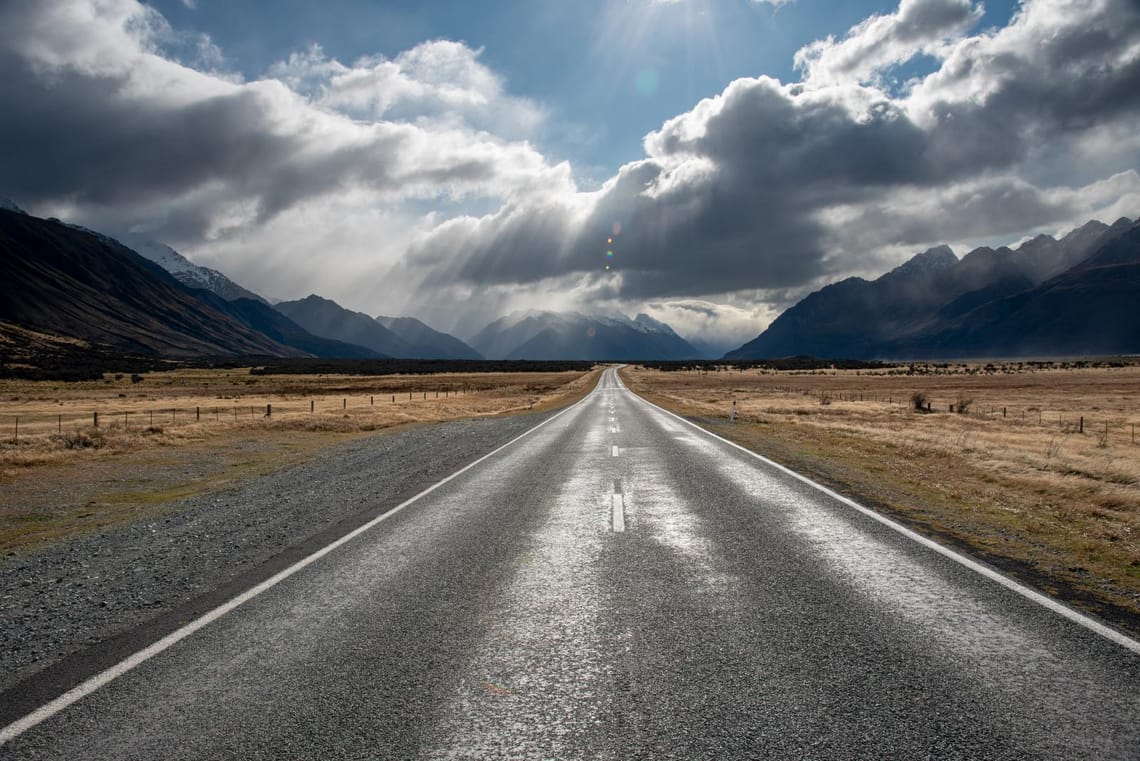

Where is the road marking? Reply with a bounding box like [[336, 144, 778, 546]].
[[625, 380, 1140, 657], [612, 480, 625, 533], [0, 376, 605, 746], [611, 445, 619, 457]]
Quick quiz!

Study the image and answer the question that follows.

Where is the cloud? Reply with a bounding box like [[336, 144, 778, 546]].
[[400, 0, 1140, 309], [794, 0, 984, 87], [0, 0, 563, 239], [1, 0, 1139, 350], [267, 40, 547, 138]]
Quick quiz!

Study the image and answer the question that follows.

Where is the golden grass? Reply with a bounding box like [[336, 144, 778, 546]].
[[0, 367, 600, 554], [621, 363, 1140, 627], [0, 368, 598, 466]]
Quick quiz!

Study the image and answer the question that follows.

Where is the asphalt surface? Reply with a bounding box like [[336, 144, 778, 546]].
[[2, 368, 1138, 759]]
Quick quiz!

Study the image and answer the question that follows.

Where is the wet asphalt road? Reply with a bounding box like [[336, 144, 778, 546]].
[[2, 368, 1139, 759]]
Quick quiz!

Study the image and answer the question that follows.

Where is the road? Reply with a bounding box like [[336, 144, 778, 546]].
[[2, 367, 1138, 759]]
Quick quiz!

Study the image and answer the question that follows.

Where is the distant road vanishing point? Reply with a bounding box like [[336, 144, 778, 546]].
[[2, 368, 1138, 759]]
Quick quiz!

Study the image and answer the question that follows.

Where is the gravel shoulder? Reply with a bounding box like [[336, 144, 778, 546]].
[[0, 410, 561, 695]]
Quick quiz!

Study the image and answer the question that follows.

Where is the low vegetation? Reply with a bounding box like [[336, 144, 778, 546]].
[[621, 361, 1140, 632], [0, 366, 599, 554]]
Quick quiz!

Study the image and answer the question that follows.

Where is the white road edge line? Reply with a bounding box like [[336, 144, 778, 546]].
[[612, 492, 626, 533], [613, 369, 1140, 656], [612, 445, 619, 457], [0, 376, 603, 746]]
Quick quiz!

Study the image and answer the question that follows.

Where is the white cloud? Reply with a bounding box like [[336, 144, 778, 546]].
[[794, 0, 984, 88], [2, 0, 1139, 349], [268, 40, 547, 138]]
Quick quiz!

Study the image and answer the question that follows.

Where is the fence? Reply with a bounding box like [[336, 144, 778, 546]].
[[3, 387, 474, 444], [725, 386, 1140, 446]]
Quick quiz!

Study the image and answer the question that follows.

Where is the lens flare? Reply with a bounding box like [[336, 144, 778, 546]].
[[606, 250, 614, 258], [607, 237, 613, 244], [612, 222, 622, 236], [635, 68, 659, 96]]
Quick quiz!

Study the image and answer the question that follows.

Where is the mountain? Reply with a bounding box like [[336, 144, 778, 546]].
[[902, 220, 1140, 358], [190, 290, 381, 359], [0, 209, 296, 356], [470, 310, 699, 360], [727, 218, 1135, 360], [103, 231, 267, 304], [375, 315, 482, 359], [275, 295, 410, 357]]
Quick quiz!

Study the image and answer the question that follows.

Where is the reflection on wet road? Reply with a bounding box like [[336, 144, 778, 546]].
[[3, 368, 1139, 759]]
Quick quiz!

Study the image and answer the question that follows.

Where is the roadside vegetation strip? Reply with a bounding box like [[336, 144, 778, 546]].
[[0, 366, 601, 556], [619, 364, 1140, 638]]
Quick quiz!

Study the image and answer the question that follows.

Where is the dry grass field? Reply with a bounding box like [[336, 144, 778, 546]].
[[621, 361, 1140, 629], [0, 366, 599, 554]]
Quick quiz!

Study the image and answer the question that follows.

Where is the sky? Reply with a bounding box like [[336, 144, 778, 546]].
[[1, 0, 1139, 352]]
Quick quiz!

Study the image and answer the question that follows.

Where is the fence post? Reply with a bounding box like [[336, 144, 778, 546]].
[[1003, 407, 1006, 418], [124, 411, 128, 430], [391, 395, 395, 403], [173, 409, 176, 424], [1079, 416, 1084, 434], [343, 398, 346, 409], [196, 406, 200, 422], [93, 411, 98, 428], [150, 410, 154, 426], [371, 396, 374, 406], [266, 403, 272, 418], [310, 400, 314, 413], [13, 416, 17, 443], [58, 415, 61, 434]]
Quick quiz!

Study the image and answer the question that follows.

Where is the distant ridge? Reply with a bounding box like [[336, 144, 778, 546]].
[[275, 295, 406, 358], [375, 315, 482, 359], [726, 217, 1139, 360], [470, 310, 699, 360]]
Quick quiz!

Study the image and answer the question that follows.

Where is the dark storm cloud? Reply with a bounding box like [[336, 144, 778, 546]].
[[0, 0, 555, 240], [403, 0, 1140, 300]]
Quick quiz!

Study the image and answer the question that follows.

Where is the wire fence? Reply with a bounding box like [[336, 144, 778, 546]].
[[3, 387, 475, 443], [725, 386, 1140, 446]]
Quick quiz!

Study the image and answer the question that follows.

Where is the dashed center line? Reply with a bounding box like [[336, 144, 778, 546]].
[[611, 445, 619, 457], [611, 479, 625, 533]]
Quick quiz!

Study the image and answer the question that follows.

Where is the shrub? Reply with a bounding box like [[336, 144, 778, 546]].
[[955, 395, 973, 414], [911, 391, 928, 411]]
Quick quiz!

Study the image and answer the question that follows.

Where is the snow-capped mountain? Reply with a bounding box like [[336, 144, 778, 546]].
[[470, 310, 699, 360], [110, 232, 268, 304]]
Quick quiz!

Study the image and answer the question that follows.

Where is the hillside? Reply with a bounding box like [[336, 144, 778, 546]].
[[727, 218, 1137, 360], [0, 209, 296, 357], [275, 296, 406, 357], [375, 315, 482, 359]]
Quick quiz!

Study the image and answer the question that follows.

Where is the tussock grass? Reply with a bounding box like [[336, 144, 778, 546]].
[[0, 367, 600, 554]]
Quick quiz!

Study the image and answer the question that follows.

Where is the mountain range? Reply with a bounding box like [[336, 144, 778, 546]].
[[0, 205, 697, 363], [4, 198, 1136, 364], [469, 310, 699, 361], [727, 217, 1140, 360]]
